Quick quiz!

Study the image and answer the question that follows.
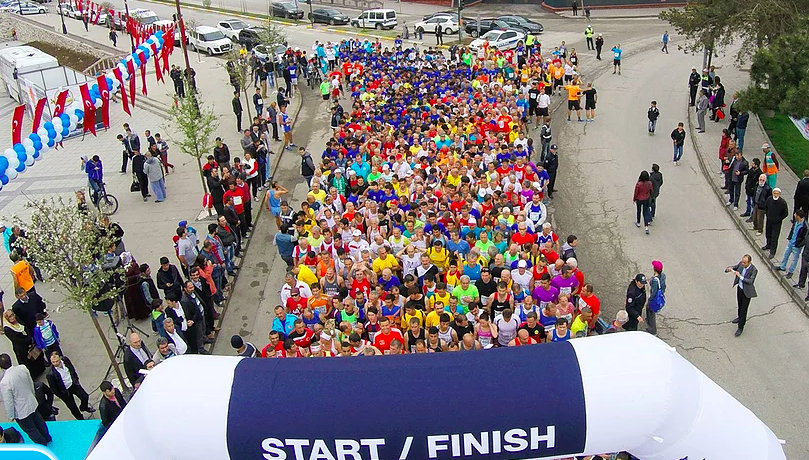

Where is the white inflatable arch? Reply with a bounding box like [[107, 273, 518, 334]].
[[88, 332, 785, 460]]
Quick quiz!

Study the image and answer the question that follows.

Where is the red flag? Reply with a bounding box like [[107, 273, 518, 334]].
[[126, 58, 136, 106], [113, 67, 130, 115], [93, 3, 103, 25], [52, 89, 69, 117], [32, 97, 47, 132], [96, 75, 110, 129], [150, 42, 163, 83], [162, 28, 174, 70], [137, 50, 147, 95], [78, 83, 96, 136], [11, 105, 25, 145]]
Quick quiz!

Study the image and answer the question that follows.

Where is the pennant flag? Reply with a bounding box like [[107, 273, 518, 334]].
[[126, 58, 136, 106], [93, 3, 103, 25], [32, 97, 47, 132], [52, 89, 69, 117], [162, 27, 174, 70], [78, 83, 97, 136], [138, 50, 147, 96], [97, 75, 111, 129], [11, 105, 25, 145], [113, 67, 130, 115], [150, 42, 163, 82]]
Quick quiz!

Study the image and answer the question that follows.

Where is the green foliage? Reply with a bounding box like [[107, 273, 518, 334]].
[[257, 20, 288, 49], [659, 0, 809, 62], [202, 0, 212, 7], [737, 24, 809, 118], [760, 113, 809, 176], [11, 198, 121, 312]]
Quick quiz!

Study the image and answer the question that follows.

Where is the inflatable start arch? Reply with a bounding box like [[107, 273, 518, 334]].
[[88, 332, 786, 460]]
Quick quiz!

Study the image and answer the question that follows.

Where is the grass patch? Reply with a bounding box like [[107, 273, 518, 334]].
[[26, 40, 98, 71], [760, 112, 809, 176]]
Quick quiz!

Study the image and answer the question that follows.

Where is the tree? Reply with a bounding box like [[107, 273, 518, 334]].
[[221, 50, 252, 121], [659, 0, 809, 63], [737, 24, 809, 118], [164, 80, 220, 202], [11, 197, 128, 388], [257, 20, 288, 51]]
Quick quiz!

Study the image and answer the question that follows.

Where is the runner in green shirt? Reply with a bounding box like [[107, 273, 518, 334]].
[[451, 275, 479, 313]]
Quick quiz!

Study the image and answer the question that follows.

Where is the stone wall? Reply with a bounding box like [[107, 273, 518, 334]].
[[0, 12, 114, 58]]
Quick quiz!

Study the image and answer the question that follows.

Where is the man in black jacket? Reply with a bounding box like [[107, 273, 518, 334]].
[[189, 266, 217, 340], [762, 188, 789, 259], [131, 150, 149, 201], [543, 144, 559, 199], [156, 257, 183, 301], [207, 168, 226, 216], [688, 67, 700, 106], [45, 352, 95, 420], [742, 158, 762, 218], [751, 173, 771, 235], [727, 151, 749, 210], [123, 333, 152, 386], [98, 380, 126, 430], [793, 170, 809, 216], [650, 163, 663, 220], [624, 274, 647, 331], [232, 91, 243, 133], [778, 209, 807, 278], [11, 288, 46, 334], [213, 137, 231, 170], [180, 280, 208, 354]]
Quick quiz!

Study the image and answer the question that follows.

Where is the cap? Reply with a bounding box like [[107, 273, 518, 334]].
[[517, 260, 527, 268], [159, 256, 170, 264], [550, 144, 558, 150], [334, 168, 342, 174], [230, 335, 244, 349], [348, 170, 357, 175], [635, 274, 647, 284], [773, 187, 782, 193], [290, 288, 300, 295], [651, 260, 663, 272], [532, 182, 541, 189], [178, 220, 188, 227], [382, 164, 390, 170], [432, 239, 443, 246], [761, 143, 770, 149], [352, 229, 362, 237]]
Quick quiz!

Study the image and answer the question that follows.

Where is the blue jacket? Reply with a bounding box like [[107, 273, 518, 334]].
[[275, 232, 295, 258], [85, 160, 103, 182], [272, 313, 298, 338], [33, 320, 59, 350]]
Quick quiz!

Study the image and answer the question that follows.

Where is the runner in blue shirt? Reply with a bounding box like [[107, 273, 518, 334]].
[[611, 44, 623, 75]]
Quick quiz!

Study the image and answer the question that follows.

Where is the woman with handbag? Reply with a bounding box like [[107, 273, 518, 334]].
[[646, 260, 667, 336], [2, 310, 46, 379]]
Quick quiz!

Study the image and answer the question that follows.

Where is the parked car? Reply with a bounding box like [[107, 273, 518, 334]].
[[217, 18, 250, 41], [153, 19, 183, 45], [414, 16, 458, 35], [271, 1, 303, 20], [350, 8, 396, 30], [464, 19, 511, 37], [187, 25, 232, 55], [106, 12, 125, 30], [129, 8, 159, 26], [422, 11, 470, 23], [237, 27, 262, 50], [252, 43, 288, 63], [469, 29, 525, 52], [57, 3, 81, 18], [308, 8, 349, 25], [496, 15, 543, 34], [2, 2, 46, 14]]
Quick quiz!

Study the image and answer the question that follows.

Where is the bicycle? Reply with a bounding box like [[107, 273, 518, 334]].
[[91, 182, 119, 216]]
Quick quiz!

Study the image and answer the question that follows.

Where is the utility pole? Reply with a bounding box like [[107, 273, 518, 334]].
[[124, 0, 135, 51], [58, 0, 68, 34], [308, 0, 314, 26], [457, 0, 462, 43], [173, 0, 192, 71]]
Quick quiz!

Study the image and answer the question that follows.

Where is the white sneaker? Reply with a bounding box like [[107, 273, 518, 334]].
[[726, 202, 732, 206], [733, 206, 738, 211]]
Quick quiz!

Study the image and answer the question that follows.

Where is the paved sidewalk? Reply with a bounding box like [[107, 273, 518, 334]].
[[686, 48, 807, 314]]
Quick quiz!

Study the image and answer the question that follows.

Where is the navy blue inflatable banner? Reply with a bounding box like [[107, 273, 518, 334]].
[[226, 342, 586, 460]]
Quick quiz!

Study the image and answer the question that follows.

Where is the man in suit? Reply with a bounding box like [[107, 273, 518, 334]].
[[793, 169, 809, 216], [98, 380, 126, 430], [45, 351, 95, 420], [726, 254, 758, 336], [11, 287, 46, 334], [123, 333, 152, 386], [762, 187, 789, 259], [0, 354, 51, 445], [180, 280, 208, 355]]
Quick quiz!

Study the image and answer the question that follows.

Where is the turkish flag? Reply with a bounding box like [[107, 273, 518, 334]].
[[11, 105, 24, 145], [126, 58, 136, 106], [93, 3, 103, 25], [97, 75, 110, 129], [162, 27, 174, 70], [78, 83, 96, 136], [32, 97, 47, 132], [137, 50, 147, 95], [52, 89, 68, 117], [113, 67, 130, 115], [150, 42, 163, 82]]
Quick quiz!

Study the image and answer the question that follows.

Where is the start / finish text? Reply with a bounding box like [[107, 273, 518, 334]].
[[261, 426, 558, 460]]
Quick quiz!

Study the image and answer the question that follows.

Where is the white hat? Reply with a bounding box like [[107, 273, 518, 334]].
[[352, 229, 362, 237], [517, 260, 527, 268], [532, 182, 541, 189]]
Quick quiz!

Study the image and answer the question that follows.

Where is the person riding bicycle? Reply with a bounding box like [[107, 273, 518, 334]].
[[84, 155, 104, 205]]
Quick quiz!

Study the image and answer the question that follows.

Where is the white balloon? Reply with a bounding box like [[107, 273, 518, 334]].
[[94, 99, 103, 108], [22, 138, 33, 148], [6, 168, 17, 180], [54, 133, 62, 143], [52, 118, 63, 129], [3, 148, 14, 159], [6, 152, 19, 170], [36, 127, 48, 140], [24, 155, 34, 167], [38, 142, 49, 153], [24, 145, 34, 157], [69, 113, 79, 127]]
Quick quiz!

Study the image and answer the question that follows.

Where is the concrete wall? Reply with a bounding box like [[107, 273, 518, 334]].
[[0, 12, 114, 58]]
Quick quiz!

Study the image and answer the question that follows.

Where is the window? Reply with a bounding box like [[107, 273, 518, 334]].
[[220, 23, 231, 29], [385, 11, 395, 19]]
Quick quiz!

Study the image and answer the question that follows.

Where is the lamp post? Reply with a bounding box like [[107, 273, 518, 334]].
[[307, 0, 313, 27], [123, 0, 136, 52], [58, 0, 67, 34]]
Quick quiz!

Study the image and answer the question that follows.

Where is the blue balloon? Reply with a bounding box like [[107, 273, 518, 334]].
[[131, 54, 140, 66], [0, 175, 8, 185], [27, 133, 39, 142], [60, 113, 70, 126], [43, 121, 54, 130], [33, 141, 42, 151], [0, 156, 8, 172], [32, 150, 40, 159], [15, 162, 24, 173], [143, 48, 150, 59], [13, 143, 25, 154], [46, 129, 56, 139], [61, 127, 69, 137], [47, 139, 55, 148], [91, 84, 99, 93], [17, 151, 26, 162]]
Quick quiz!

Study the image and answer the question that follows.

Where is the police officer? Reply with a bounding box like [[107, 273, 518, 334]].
[[594, 33, 604, 60], [585, 25, 594, 51], [688, 67, 700, 107]]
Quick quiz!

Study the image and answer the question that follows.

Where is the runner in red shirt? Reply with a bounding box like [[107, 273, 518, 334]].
[[287, 319, 315, 349], [372, 317, 404, 354], [261, 331, 286, 358], [578, 284, 601, 328], [511, 223, 536, 246]]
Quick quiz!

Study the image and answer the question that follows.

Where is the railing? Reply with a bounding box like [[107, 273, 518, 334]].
[[83, 54, 129, 77]]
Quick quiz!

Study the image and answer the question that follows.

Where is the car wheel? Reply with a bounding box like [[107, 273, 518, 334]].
[[207, 48, 213, 56], [329, 18, 336, 25], [375, 23, 382, 30], [470, 30, 478, 37], [190, 42, 196, 51], [38, 9, 44, 13]]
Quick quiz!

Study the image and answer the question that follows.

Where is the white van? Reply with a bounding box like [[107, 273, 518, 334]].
[[350, 8, 397, 30], [187, 26, 233, 55], [130, 8, 159, 26]]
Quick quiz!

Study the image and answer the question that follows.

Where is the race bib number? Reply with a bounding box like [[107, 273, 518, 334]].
[[560, 287, 572, 296], [233, 196, 243, 206]]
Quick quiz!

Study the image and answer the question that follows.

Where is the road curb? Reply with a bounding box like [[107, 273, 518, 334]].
[[207, 90, 303, 351], [141, 0, 300, 26], [686, 99, 809, 316]]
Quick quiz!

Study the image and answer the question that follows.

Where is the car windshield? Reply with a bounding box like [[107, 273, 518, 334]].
[[201, 30, 226, 40], [139, 15, 158, 25], [254, 45, 268, 54], [229, 20, 248, 29], [324, 9, 340, 15], [481, 31, 503, 40], [278, 2, 295, 8]]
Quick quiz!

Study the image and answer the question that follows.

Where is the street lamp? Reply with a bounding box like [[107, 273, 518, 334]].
[[57, 0, 68, 34]]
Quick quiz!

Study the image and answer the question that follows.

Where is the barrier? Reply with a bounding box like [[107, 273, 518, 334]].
[[87, 332, 786, 460]]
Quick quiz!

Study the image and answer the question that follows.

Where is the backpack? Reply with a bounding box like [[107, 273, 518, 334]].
[[648, 277, 666, 313]]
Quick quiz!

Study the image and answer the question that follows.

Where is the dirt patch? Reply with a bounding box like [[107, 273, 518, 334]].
[[25, 40, 98, 71]]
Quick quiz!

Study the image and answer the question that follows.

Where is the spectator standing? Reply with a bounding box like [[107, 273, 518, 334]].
[[0, 354, 51, 445], [32, 313, 61, 359], [726, 255, 757, 336], [670, 122, 686, 165], [645, 261, 666, 335], [624, 274, 647, 331], [98, 381, 126, 432], [777, 209, 806, 277], [762, 187, 789, 259], [45, 351, 95, 420], [633, 171, 653, 235]]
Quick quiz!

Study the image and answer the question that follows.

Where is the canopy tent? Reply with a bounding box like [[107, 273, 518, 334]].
[[88, 332, 786, 460]]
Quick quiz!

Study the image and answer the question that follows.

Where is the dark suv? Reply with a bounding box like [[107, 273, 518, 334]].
[[271, 1, 304, 20], [496, 15, 543, 34], [464, 19, 510, 37]]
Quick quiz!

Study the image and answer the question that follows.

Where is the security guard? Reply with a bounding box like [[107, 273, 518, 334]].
[[585, 25, 594, 50]]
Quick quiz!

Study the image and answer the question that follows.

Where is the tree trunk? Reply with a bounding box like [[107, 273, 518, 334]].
[[196, 155, 212, 216], [90, 311, 129, 391]]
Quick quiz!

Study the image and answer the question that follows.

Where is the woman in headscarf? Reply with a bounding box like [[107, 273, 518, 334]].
[[121, 253, 151, 320], [3, 310, 46, 379]]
